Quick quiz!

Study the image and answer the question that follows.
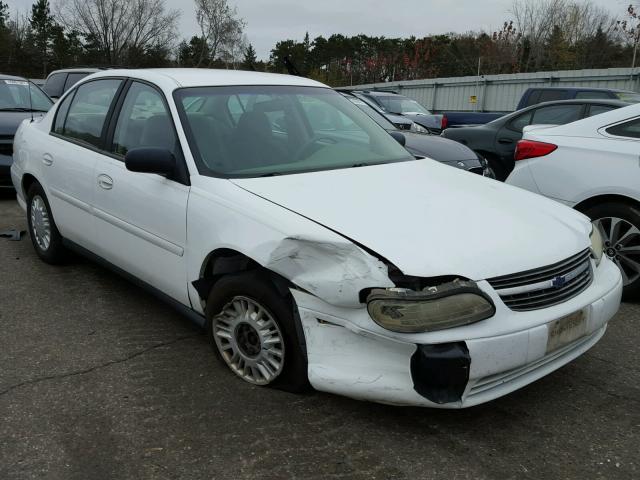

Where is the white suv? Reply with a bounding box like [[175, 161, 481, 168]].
[[507, 103, 640, 298], [11, 69, 622, 408]]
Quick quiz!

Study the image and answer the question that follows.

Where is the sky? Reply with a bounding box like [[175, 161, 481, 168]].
[[4, 0, 627, 60]]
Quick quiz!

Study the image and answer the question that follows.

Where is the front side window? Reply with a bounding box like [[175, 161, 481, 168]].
[[0, 79, 52, 112], [605, 118, 640, 139], [62, 79, 122, 148], [531, 104, 582, 125], [175, 86, 414, 178], [112, 82, 176, 156]]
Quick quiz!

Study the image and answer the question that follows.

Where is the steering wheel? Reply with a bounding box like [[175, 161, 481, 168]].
[[294, 137, 337, 161]]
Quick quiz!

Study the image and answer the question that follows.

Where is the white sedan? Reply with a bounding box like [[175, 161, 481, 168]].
[[507, 104, 640, 298], [11, 69, 622, 408]]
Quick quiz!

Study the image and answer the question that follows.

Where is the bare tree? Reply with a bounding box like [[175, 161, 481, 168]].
[[55, 0, 180, 65], [194, 0, 245, 66]]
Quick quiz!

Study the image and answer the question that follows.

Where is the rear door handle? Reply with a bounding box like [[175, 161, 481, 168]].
[[42, 153, 53, 166], [497, 138, 514, 145], [97, 174, 113, 190]]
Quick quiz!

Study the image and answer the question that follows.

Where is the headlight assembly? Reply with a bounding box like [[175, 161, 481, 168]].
[[590, 224, 604, 266], [410, 122, 429, 134], [366, 280, 495, 333]]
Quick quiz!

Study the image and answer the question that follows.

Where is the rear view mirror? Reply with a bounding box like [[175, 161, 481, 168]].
[[389, 131, 406, 146], [125, 147, 176, 175]]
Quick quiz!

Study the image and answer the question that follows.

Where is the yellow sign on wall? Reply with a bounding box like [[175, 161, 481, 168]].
[[469, 95, 478, 104]]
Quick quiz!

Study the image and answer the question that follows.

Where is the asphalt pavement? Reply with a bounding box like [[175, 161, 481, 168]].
[[1, 192, 638, 480]]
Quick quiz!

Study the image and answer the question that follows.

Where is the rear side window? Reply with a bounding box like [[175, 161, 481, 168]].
[[43, 73, 66, 98], [524, 90, 541, 107], [531, 104, 582, 125], [63, 73, 89, 92], [605, 118, 640, 139], [538, 90, 567, 103], [112, 82, 176, 156], [61, 79, 122, 148], [575, 91, 611, 100], [587, 104, 617, 117]]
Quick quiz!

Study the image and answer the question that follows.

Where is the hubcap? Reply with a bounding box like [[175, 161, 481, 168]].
[[30, 195, 51, 251], [212, 296, 285, 385], [594, 217, 640, 286]]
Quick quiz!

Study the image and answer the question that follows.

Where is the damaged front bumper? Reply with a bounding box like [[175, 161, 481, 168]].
[[292, 257, 622, 408]]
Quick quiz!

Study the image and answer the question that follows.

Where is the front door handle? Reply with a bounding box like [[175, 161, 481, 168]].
[[42, 153, 53, 166], [97, 174, 113, 190], [497, 138, 514, 145]]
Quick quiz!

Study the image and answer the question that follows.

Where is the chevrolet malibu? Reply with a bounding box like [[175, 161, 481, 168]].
[[11, 69, 623, 408]]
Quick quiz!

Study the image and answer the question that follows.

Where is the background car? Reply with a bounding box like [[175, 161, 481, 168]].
[[507, 103, 640, 297], [516, 87, 640, 110], [349, 90, 446, 134], [42, 68, 103, 100], [0, 74, 52, 189], [341, 92, 493, 177], [442, 99, 630, 181]]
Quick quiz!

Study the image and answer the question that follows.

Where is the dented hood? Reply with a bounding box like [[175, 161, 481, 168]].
[[231, 160, 591, 280]]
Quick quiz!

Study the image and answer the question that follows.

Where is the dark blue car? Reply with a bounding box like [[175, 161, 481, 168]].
[[516, 87, 640, 110], [0, 74, 53, 189]]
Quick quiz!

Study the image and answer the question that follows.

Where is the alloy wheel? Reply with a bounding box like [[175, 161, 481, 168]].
[[212, 296, 285, 385], [30, 195, 51, 251], [594, 216, 640, 286]]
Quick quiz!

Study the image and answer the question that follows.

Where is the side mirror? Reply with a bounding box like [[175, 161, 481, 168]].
[[125, 147, 176, 175], [389, 131, 406, 147]]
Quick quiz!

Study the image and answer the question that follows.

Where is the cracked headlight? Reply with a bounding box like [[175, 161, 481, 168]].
[[590, 224, 604, 266], [410, 122, 429, 134], [366, 281, 495, 333]]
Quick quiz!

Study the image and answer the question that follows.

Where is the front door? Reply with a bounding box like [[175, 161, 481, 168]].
[[92, 81, 190, 305]]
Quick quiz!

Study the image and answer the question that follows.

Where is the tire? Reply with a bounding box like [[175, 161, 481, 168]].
[[478, 152, 510, 182], [583, 202, 640, 300], [205, 270, 310, 392], [26, 182, 68, 264]]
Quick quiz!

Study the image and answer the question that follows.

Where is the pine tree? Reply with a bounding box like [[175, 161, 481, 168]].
[[242, 43, 257, 70], [29, 0, 56, 76], [0, 1, 9, 29]]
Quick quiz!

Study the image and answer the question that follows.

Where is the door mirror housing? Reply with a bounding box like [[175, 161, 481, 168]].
[[125, 147, 176, 176], [389, 131, 406, 146]]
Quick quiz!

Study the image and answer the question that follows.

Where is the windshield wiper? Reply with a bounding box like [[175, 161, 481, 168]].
[[0, 107, 46, 112]]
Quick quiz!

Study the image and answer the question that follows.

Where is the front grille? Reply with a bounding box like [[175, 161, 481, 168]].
[[488, 249, 593, 311]]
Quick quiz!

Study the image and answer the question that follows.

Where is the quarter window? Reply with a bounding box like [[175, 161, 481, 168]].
[[112, 82, 176, 156], [43, 73, 66, 98], [605, 118, 640, 139], [62, 79, 122, 148], [508, 111, 533, 132]]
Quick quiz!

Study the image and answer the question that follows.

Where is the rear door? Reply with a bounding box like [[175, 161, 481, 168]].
[[92, 80, 190, 304], [45, 78, 124, 250]]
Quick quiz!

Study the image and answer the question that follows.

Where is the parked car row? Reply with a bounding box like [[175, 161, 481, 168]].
[[7, 68, 626, 410]]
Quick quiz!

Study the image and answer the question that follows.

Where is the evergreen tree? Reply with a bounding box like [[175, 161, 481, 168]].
[[242, 43, 257, 70], [29, 0, 56, 76]]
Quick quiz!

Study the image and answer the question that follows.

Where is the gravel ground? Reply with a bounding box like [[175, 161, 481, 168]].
[[1, 192, 639, 480]]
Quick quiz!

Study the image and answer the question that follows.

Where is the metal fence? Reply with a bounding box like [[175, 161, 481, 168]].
[[337, 67, 640, 113]]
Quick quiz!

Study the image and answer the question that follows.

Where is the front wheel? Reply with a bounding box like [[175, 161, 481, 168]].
[[584, 202, 640, 299], [205, 270, 309, 392]]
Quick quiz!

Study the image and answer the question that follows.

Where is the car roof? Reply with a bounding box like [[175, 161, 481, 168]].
[[45, 67, 105, 78], [526, 86, 635, 94], [85, 68, 328, 89]]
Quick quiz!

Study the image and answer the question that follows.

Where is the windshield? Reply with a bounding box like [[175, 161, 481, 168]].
[[0, 79, 53, 111], [614, 92, 640, 103], [175, 86, 414, 178], [374, 95, 431, 115], [343, 95, 396, 130]]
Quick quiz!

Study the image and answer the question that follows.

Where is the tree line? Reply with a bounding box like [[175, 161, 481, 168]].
[[0, 0, 638, 85]]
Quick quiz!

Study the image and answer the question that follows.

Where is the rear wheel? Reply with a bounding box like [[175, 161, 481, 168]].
[[584, 202, 640, 299], [205, 270, 309, 392], [26, 182, 68, 264]]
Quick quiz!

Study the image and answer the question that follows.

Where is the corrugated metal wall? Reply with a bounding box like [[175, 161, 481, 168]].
[[337, 67, 640, 113]]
